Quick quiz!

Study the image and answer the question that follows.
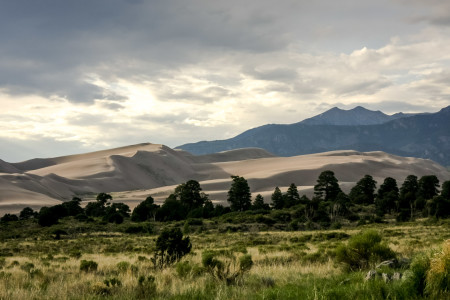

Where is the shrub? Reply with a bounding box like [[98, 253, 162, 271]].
[[403, 253, 431, 296], [0, 214, 19, 222], [125, 224, 153, 234], [239, 254, 253, 273], [425, 239, 450, 298], [69, 249, 82, 259], [92, 282, 111, 296], [175, 261, 193, 278], [202, 251, 253, 285], [104, 277, 122, 287], [256, 215, 275, 226], [186, 218, 203, 226], [335, 230, 395, 271], [80, 260, 98, 272], [20, 262, 35, 273], [136, 275, 157, 299], [116, 261, 130, 273], [152, 228, 191, 269]]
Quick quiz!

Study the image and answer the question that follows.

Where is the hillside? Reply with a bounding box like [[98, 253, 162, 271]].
[[1, 143, 449, 215], [177, 106, 450, 166]]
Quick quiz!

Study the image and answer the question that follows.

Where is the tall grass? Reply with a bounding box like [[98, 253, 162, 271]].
[[0, 222, 449, 299]]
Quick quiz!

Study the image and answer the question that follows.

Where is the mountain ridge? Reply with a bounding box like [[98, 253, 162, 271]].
[[177, 106, 450, 166], [299, 106, 414, 126]]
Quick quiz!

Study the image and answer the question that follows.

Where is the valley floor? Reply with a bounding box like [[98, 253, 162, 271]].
[[0, 218, 449, 299]]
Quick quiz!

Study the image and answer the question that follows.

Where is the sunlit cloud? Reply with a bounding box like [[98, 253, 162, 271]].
[[0, 1, 449, 161]]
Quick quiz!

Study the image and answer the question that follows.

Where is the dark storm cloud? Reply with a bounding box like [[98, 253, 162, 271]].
[[0, 0, 425, 104], [399, 0, 450, 27], [0, 0, 296, 103]]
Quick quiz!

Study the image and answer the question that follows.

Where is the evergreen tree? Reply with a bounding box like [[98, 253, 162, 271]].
[[271, 186, 284, 209], [418, 175, 440, 200], [62, 197, 84, 216], [202, 199, 215, 218], [85, 193, 113, 217], [426, 195, 450, 219], [19, 207, 35, 220], [156, 194, 186, 221], [349, 175, 377, 205], [96, 193, 113, 205], [175, 180, 208, 210], [252, 194, 269, 210], [314, 170, 342, 202], [131, 196, 159, 222], [330, 192, 350, 222], [227, 176, 252, 211], [375, 177, 399, 216], [440, 180, 450, 200], [284, 183, 300, 208], [398, 175, 419, 221]]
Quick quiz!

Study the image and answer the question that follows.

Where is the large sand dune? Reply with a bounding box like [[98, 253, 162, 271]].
[[1, 143, 449, 215]]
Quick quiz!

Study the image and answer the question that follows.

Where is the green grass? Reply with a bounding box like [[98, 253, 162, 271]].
[[0, 217, 449, 299]]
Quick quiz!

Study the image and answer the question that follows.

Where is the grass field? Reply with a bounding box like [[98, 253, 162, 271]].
[[0, 218, 449, 299]]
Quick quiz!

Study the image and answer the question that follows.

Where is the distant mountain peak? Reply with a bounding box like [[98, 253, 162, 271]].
[[300, 106, 395, 126], [176, 105, 450, 166]]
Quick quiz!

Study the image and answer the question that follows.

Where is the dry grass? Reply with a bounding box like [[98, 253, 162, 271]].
[[0, 221, 449, 299]]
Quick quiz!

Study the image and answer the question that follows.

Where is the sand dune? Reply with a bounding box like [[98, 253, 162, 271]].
[[0, 159, 21, 173], [1, 144, 450, 214]]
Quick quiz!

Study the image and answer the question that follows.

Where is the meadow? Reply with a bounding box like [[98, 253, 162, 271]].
[[0, 216, 449, 299]]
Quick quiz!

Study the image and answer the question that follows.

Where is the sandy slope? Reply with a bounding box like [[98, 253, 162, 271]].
[[125, 150, 450, 207], [1, 144, 449, 214]]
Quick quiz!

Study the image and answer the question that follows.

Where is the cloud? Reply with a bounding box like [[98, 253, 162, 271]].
[[1, 1, 450, 161]]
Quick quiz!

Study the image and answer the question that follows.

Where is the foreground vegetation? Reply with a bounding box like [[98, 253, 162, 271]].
[[1, 171, 449, 299], [0, 215, 449, 299]]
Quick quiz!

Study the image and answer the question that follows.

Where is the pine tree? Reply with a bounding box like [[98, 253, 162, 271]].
[[252, 194, 269, 210], [285, 183, 300, 208], [349, 175, 377, 205], [314, 170, 341, 202], [271, 186, 284, 209], [227, 176, 252, 211]]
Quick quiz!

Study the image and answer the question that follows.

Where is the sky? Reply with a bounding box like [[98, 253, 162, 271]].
[[1, 0, 450, 162]]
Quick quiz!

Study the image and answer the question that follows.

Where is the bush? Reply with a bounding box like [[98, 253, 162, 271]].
[[239, 254, 253, 273], [0, 214, 19, 223], [425, 239, 450, 298], [403, 253, 430, 296], [176, 261, 193, 278], [69, 249, 82, 259], [152, 228, 191, 269], [125, 224, 152, 234], [104, 277, 122, 287], [256, 215, 276, 226], [202, 251, 253, 285], [335, 230, 396, 271], [116, 261, 130, 273], [136, 275, 157, 299], [80, 260, 98, 272], [20, 262, 35, 273]]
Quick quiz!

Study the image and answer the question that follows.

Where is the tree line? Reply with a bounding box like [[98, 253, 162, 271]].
[[1, 171, 449, 227]]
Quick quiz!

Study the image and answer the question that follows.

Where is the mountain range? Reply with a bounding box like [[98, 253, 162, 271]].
[[177, 106, 450, 166]]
